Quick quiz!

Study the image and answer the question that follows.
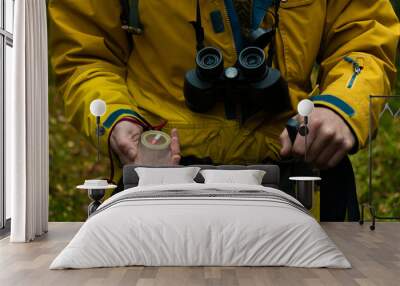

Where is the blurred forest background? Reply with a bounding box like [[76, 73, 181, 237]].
[[48, 2, 400, 221]]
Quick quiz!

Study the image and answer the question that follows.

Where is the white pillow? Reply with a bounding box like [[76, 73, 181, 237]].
[[135, 167, 201, 186], [200, 169, 266, 185]]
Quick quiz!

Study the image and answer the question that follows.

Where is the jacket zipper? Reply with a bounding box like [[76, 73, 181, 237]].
[[223, 0, 241, 56], [223, 7, 236, 55], [344, 56, 363, 89]]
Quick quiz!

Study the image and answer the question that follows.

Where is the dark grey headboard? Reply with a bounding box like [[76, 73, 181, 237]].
[[123, 164, 280, 189]]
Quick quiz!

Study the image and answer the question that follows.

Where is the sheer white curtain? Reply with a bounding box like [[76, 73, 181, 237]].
[[7, 0, 49, 242]]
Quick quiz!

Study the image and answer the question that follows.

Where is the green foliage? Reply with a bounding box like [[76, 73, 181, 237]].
[[49, 85, 109, 221], [350, 71, 400, 220]]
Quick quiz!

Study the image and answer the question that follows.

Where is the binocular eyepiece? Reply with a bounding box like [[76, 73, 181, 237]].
[[195, 46, 267, 80], [196, 47, 224, 80], [238, 46, 267, 79], [184, 45, 291, 117]]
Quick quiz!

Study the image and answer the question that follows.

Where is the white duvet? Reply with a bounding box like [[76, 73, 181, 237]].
[[50, 183, 351, 269]]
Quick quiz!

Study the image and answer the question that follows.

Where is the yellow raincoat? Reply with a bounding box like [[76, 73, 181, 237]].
[[49, 0, 399, 180]]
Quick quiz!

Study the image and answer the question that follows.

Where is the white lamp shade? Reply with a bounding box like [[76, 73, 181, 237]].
[[90, 99, 106, 117], [297, 99, 314, 116]]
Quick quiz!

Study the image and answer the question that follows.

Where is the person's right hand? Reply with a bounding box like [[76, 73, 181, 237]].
[[110, 121, 181, 165]]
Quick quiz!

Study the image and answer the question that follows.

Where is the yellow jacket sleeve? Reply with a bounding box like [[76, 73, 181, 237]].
[[313, 0, 399, 150], [48, 0, 146, 157]]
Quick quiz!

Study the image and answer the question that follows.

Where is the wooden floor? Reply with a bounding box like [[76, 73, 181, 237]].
[[0, 222, 399, 286]]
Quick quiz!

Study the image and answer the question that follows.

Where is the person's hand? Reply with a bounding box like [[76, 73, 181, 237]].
[[110, 121, 181, 165], [279, 107, 356, 169]]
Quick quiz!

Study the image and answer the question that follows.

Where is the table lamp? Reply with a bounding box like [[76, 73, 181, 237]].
[[288, 99, 321, 211], [297, 99, 314, 161], [90, 99, 106, 161], [77, 100, 116, 218]]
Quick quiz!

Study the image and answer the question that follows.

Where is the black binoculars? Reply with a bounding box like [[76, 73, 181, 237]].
[[183, 41, 291, 120]]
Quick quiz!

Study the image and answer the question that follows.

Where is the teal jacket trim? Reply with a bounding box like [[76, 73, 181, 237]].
[[103, 109, 144, 128], [310, 95, 355, 117]]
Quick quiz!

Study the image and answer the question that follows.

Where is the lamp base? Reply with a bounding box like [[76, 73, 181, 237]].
[[289, 177, 321, 210], [87, 189, 105, 217]]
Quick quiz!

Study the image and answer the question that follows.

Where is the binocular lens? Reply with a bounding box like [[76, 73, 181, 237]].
[[238, 47, 267, 78], [196, 47, 224, 79], [243, 54, 262, 67], [201, 54, 218, 67]]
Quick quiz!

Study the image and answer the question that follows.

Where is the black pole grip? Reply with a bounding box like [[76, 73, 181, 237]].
[[286, 118, 300, 144]]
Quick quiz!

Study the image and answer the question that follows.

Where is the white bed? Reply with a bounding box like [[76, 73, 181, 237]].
[[50, 182, 351, 269]]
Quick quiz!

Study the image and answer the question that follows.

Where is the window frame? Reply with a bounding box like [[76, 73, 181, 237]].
[[0, 0, 14, 233]]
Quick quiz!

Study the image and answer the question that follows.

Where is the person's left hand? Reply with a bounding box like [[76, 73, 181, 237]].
[[279, 107, 356, 169]]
